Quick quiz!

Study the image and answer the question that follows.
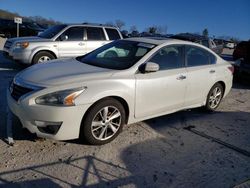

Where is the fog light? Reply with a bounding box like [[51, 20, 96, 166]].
[[34, 120, 62, 135], [34, 120, 62, 127]]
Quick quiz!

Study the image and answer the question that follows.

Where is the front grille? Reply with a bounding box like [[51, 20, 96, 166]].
[[11, 83, 34, 101], [4, 41, 12, 49]]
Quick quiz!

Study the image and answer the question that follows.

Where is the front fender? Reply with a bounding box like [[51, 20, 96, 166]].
[[29, 46, 58, 62], [75, 79, 136, 123]]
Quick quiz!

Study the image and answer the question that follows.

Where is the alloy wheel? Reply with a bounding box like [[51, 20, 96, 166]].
[[38, 56, 51, 63], [208, 86, 222, 109], [91, 106, 121, 141]]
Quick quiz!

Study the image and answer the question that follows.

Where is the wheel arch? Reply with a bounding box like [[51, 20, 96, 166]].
[[81, 96, 130, 128], [31, 50, 57, 63], [216, 81, 226, 97]]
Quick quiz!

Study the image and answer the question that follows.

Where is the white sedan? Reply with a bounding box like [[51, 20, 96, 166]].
[[7, 38, 233, 145]]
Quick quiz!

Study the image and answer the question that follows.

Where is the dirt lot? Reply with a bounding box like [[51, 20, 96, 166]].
[[0, 37, 249, 188]]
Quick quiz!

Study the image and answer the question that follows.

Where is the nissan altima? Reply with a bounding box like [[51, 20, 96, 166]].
[[7, 38, 233, 144]]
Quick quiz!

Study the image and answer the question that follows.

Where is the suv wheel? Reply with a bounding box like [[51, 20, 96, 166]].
[[81, 98, 126, 145], [205, 83, 224, 111], [33, 51, 55, 64]]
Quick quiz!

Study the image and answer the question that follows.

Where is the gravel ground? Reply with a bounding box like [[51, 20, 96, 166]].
[[0, 37, 249, 188]]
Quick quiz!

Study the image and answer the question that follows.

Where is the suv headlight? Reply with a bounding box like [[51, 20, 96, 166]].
[[15, 42, 29, 49], [35, 87, 86, 106]]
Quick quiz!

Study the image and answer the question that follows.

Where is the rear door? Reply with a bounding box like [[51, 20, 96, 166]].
[[57, 26, 86, 58], [184, 45, 217, 106], [85, 27, 109, 53]]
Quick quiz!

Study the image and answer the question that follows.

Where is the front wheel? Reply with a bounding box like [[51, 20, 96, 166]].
[[81, 98, 126, 145], [32, 51, 55, 64], [205, 83, 224, 111]]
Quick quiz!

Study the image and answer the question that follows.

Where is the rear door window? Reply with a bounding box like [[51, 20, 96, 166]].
[[86, 27, 105, 40], [105, 28, 121, 40], [186, 45, 215, 66]]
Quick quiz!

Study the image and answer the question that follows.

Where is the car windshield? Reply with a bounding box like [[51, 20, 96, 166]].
[[78, 40, 155, 70], [38, 24, 67, 39]]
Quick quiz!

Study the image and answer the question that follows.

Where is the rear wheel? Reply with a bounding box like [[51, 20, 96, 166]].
[[32, 51, 55, 64], [81, 98, 126, 145], [205, 83, 224, 111]]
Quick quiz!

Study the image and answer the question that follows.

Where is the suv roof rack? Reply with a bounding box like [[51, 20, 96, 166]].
[[81, 22, 116, 27]]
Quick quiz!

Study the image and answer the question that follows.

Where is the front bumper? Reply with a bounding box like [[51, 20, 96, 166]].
[[3, 47, 31, 64], [7, 89, 92, 140]]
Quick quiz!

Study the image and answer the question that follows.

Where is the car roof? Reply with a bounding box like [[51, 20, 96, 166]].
[[124, 37, 198, 46], [64, 23, 119, 29]]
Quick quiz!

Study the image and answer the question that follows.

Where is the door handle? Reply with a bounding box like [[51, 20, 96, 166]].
[[78, 42, 85, 46], [209, 70, 216, 73], [177, 75, 186, 80]]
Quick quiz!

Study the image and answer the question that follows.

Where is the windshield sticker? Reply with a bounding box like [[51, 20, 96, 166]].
[[137, 43, 155, 49]]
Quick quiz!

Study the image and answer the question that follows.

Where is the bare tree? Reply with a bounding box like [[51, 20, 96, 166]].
[[146, 26, 157, 34], [115, 19, 125, 30], [145, 25, 168, 34], [156, 25, 168, 34], [105, 21, 115, 27], [202, 28, 209, 37], [130, 25, 138, 33]]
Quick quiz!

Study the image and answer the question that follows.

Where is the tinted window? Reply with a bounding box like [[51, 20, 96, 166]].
[[149, 45, 184, 70], [79, 40, 155, 70], [186, 46, 210, 66], [106, 28, 121, 40], [86, 27, 105, 40], [60, 27, 84, 41]]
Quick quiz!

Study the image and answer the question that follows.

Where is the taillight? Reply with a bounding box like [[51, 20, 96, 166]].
[[228, 66, 234, 74]]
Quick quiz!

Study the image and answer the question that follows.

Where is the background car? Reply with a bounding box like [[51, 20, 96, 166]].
[[233, 40, 250, 60], [170, 33, 223, 55], [225, 42, 235, 49], [3, 23, 123, 64], [0, 18, 46, 38]]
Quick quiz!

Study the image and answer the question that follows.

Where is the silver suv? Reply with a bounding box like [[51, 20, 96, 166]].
[[3, 23, 122, 64]]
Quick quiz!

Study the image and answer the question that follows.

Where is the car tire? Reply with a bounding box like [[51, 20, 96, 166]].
[[205, 83, 224, 111], [32, 51, 55, 64], [81, 98, 126, 145]]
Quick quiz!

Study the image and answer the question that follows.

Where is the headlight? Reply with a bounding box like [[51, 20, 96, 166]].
[[35, 87, 86, 106], [15, 42, 29, 49]]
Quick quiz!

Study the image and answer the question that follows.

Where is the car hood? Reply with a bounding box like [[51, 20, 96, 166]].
[[8, 36, 51, 43], [15, 58, 116, 86]]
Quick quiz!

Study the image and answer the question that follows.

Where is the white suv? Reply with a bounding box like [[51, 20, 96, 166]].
[[3, 23, 122, 64]]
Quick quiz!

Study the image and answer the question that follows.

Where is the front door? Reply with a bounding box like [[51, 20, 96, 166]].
[[135, 45, 187, 118], [57, 26, 86, 58]]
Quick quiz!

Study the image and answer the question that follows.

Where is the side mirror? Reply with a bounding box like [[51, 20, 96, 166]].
[[140, 62, 159, 73], [60, 35, 68, 41]]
